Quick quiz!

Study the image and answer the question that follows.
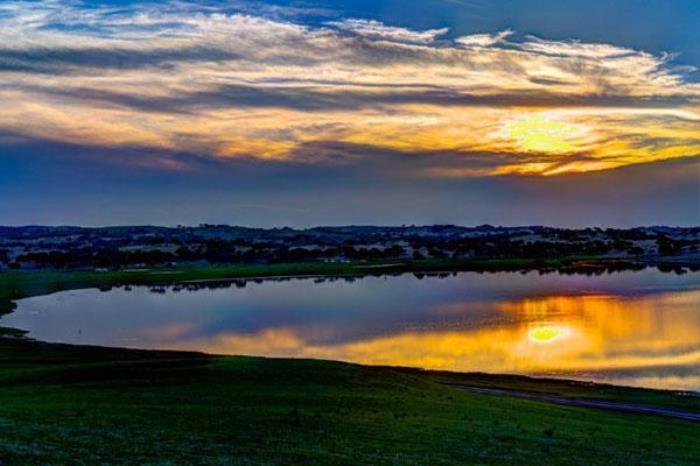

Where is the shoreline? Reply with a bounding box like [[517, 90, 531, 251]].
[[2, 336, 698, 402], [6, 335, 700, 397], [1, 259, 698, 398], [2, 256, 694, 316]]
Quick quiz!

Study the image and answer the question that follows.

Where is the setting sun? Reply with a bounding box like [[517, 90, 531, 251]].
[[528, 325, 571, 344], [500, 114, 592, 154]]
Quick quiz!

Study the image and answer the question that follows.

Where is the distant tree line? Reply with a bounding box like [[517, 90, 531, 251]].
[[1, 225, 698, 271]]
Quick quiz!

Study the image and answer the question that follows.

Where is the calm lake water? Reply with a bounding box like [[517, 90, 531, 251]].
[[4, 269, 700, 391]]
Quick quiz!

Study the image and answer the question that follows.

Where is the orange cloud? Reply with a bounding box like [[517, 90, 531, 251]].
[[0, 1, 698, 176]]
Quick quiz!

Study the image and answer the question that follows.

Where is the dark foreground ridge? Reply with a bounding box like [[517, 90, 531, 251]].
[[0, 338, 698, 465]]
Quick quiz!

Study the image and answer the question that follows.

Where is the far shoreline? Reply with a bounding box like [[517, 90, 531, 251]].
[[1, 256, 698, 316]]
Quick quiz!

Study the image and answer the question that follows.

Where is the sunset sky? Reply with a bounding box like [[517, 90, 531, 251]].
[[2, 0, 698, 226]]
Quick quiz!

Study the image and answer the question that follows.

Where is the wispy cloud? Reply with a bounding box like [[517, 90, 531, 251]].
[[455, 29, 513, 48], [328, 19, 449, 43], [0, 0, 698, 176]]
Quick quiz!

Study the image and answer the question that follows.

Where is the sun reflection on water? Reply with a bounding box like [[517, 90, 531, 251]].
[[527, 325, 570, 344], [8, 273, 700, 391], [159, 291, 700, 390]]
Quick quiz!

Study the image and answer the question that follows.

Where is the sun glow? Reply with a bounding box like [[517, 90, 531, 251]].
[[149, 291, 700, 391], [500, 114, 592, 154], [0, 1, 698, 177], [527, 325, 570, 344]]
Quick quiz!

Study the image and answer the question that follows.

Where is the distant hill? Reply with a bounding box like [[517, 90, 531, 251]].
[[1, 225, 698, 271]]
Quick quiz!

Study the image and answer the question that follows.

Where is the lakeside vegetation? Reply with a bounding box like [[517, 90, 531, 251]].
[[0, 338, 698, 465], [0, 256, 642, 317], [3, 225, 698, 273]]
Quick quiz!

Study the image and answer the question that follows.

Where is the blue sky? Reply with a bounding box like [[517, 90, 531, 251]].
[[1, 0, 698, 226], [332, 0, 700, 70]]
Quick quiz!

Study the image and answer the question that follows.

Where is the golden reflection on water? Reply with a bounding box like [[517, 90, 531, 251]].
[[164, 290, 700, 390], [528, 325, 570, 344]]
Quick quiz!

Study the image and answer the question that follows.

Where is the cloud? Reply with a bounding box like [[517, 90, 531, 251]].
[[0, 0, 698, 177], [328, 19, 449, 43], [3, 128, 698, 227], [455, 29, 513, 47], [518, 36, 639, 59], [0, 45, 244, 75]]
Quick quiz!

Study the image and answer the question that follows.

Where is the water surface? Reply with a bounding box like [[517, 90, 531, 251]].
[[4, 269, 700, 390]]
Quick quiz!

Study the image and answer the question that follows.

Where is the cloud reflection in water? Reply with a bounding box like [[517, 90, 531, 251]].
[[6, 270, 700, 390]]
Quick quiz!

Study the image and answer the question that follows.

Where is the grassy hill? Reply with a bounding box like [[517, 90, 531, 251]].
[[0, 338, 698, 465]]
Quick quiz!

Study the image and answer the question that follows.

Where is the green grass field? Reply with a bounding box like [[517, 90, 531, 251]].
[[0, 338, 698, 465]]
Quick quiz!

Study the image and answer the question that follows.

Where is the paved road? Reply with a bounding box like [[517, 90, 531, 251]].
[[457, 386, 700, 422]]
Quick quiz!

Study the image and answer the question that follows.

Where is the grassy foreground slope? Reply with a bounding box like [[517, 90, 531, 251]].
[[0, 339, 698, 465]]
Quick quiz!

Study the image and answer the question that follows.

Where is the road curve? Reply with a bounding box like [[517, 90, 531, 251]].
[[456, 386, 700, 422]]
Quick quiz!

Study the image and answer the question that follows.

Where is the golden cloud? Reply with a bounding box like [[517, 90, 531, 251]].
[[0, 1, 698, 176]]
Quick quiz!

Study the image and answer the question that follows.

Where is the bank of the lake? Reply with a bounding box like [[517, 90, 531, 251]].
[[0, 256, 654, 317], [5, 265, 699, 391], [0, 337, 698, 465]]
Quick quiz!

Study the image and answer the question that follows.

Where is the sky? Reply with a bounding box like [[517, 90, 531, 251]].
[[1, 0, 698, 227]]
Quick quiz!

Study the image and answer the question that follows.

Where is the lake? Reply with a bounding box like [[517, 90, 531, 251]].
[[3, 268, 699, 391]]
